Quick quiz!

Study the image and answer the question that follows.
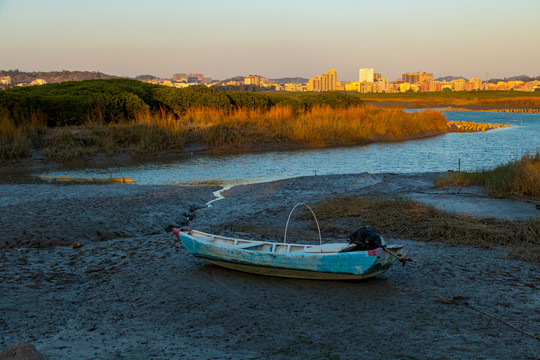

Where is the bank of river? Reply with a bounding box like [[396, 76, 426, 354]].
[[12, 110, 537, 187], [1, 172, 538, 359]]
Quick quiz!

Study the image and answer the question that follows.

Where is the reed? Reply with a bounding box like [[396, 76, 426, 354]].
[[435, 152, 540, 198], [44, 111, 186, 162], [477, 97, 540, 107], [358, 91, 540, 107], [0, 106, 45, 162], [13, 105, 448, 162], [179, 105, 447, 146], [313, 195, 540, 263]]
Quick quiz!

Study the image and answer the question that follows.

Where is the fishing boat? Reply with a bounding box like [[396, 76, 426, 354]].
[[172, 204, 410, 280], [172, 227, 408, 280]]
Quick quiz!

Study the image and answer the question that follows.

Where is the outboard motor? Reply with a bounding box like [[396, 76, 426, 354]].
[[342, 225, 386, 252]]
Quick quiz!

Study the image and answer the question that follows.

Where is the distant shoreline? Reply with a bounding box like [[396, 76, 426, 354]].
[[367, 101, 540, 112]]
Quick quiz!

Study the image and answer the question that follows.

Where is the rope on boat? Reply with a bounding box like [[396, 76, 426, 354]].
[[434, 292, 540, 341], [383, 247, 413, 266], [284, 203, 322, 246]]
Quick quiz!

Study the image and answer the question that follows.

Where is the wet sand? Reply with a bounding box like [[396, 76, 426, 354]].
[[1, 173, 539, 359]]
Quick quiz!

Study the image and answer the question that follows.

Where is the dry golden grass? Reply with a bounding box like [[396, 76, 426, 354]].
[[312, 195, 540, 263], [176, 105, 447, 146], [364, 94, 540, 108], [478, 97, 540, 107], [436, 152, 540, 198], [6, 105, 448, 162], [0, 107, 45, 162]]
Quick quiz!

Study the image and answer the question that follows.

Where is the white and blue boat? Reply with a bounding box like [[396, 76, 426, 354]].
[[172, 227, 407, 280]]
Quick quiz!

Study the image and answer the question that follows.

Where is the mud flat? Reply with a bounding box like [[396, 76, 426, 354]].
[[1, 173, 538, 359]]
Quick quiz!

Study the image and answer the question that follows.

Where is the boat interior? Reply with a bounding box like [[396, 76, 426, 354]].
[[188, 230, 345, 254]]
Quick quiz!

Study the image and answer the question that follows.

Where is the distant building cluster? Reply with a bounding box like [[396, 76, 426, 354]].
[[101, 69, 540, 93], [1, 75, 48, 88], [172, 73, 212, 84], [214, 74, 280, 89], [2, 70, 539, 93], [302, 69, 540, 93], [0, 76, 11, 89], [144, 73, 214, 88]]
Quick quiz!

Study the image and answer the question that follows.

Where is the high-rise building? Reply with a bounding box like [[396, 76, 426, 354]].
[[245, 75, 262, 85], [359, 68, 374, 83], [469, 77, 483, 90], [403, 72, 433, 84], [377, 78, 389, 92], [307, 69, 337, 91], [329, 69, 337, 90], [420, 78, 435, 92], [402, 73, 420, 84], [452, 79, 466, 91], [420, 72, 433, 82]]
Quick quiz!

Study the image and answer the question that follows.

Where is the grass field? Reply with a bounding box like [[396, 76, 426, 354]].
[[436, 152, 540, 198], [312, 195, 540, 263], [358, 90, 540, 107]]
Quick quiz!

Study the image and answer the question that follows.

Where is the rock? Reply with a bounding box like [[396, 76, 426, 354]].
[[0, 342, 49, 360]]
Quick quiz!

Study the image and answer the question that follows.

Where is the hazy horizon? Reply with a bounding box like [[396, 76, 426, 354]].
[[1, 0, 539, 82]]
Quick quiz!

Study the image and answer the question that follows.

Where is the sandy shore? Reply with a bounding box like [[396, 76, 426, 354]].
[[1, 173, 539, 359]]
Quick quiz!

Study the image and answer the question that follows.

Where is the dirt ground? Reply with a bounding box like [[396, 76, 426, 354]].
[[0, 173, 539, 359]]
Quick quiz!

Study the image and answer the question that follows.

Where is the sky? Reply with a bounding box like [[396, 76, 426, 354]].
[[1, 0, 539, 82]]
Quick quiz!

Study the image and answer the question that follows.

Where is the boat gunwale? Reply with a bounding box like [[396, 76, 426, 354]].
[[180, 229, 405, 257]]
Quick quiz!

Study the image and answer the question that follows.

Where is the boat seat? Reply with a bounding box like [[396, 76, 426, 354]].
[[235, 242, 263, 249], [196, 236, 215, 242], [305, 243, 348, 253]]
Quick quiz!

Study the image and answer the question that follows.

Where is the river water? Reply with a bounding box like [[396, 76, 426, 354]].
[[32, 110, 540, 186]]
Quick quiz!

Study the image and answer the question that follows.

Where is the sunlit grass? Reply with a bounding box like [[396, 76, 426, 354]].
[[313, 195, 540, 263], [4, 105, 447, 162], [477, 97, 540, 107], [435, 152, 540, 198], [179, 105, 447, 147], [359, 91, 540, 107]]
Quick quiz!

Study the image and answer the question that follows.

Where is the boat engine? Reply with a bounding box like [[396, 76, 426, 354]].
[[342, 225, 386, 252]]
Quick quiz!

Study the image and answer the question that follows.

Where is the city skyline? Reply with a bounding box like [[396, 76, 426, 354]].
[[1, 0, 539, 81]]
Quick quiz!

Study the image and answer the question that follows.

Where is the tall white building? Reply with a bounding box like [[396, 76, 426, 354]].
[[359, 68, 374, 83]]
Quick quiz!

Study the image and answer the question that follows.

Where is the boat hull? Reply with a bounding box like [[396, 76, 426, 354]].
[[195, 256, 390, 280]]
